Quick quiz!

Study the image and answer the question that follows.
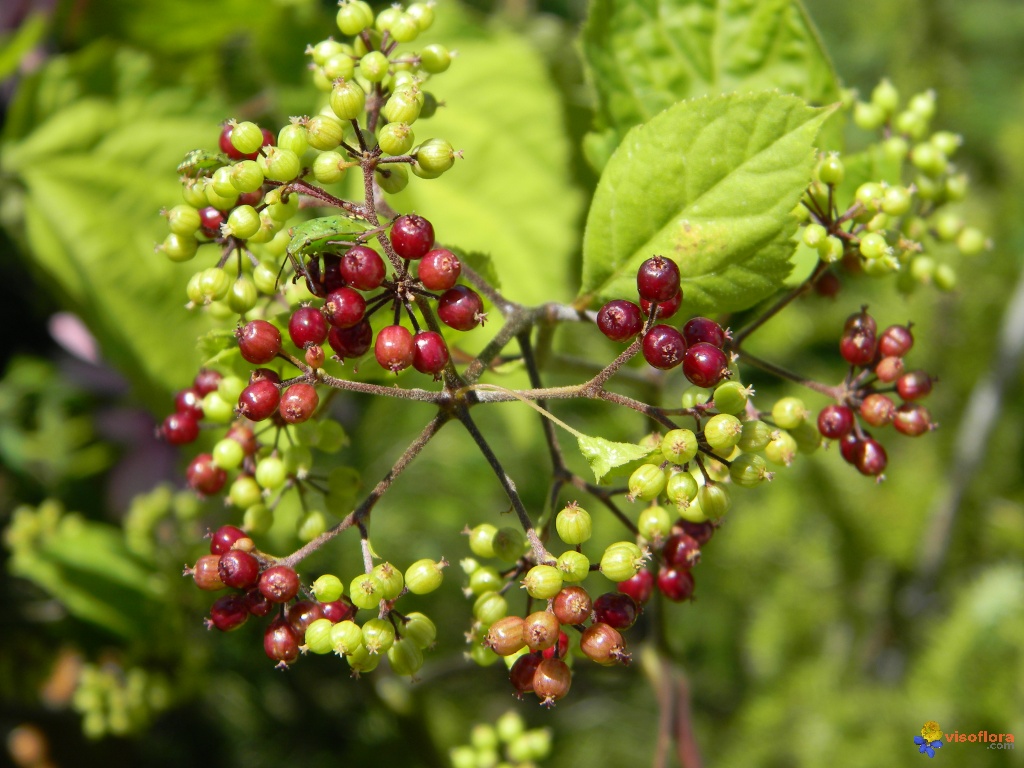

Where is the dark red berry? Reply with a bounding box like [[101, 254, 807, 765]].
[[592, 592, 639, 630], [417, 248, 462, 291], [237, 378, 281, 422], [682, 342, 730, 388], [210, 525, 248, 555], [237, 320, 282, 364], [640, 290, 683, 320], [288, 306, 328, 348], [636, 256, 681, 303], [390, 214, 435, 260], [860, 393, 895, 427], [259, 565, 301, 603], [874, 355, 905, 383], [814, 271, 841, 298], [287, 600, 324, 636], [617, 569, 655, 605], [324, 287, 367, 329], [278, 383, 318, 423], [682, 317, 727, 348], [662, 533, 701, 570], [579, 622, 630, 665], [541, 631, 570, 660], [839, 329, 877, 367], [552, 586, 593, 626], [374, 325, 415, 373], [305, 253, 345, 297], [217, 549, 260, 590], [160, 411, 199, 445], [854, 438, 887, 477], [264, 617, 300, 666], [838, 432, 862, 464], [320, 598, 357, 623], [896, 370, 934, 401], [190, 554, 225, 591], [412, 331, 449, 376], [250, 367, 280, 384], [893, 403, 934, 437], [193, 368, 223, 396], [437, 285, 485, 331], [677, 520, 716, 546], [187, 453, 227, 495], [198, 206, 225, 236], [174, 387, 205, 419], [208, 594, 249, 631], [597, 299, 643, 342], [509, 652, 543, 697], [243, 588, 273, 617], [642, 324, 686, 369], [327, 320, 373, 358], [879, 324, 914, 357], [340, 246, 386, 291], [219, 124, 273, 161], [237, 190, 263, 208], [657, 567, 695, 602], [844, 308, 877, 335], [817, 404, 855, 439], [532, 658, 572, 706]]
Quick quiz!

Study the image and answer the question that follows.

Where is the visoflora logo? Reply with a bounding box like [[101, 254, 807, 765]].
[[915, 721, 1017, 757], [915, 722, 944, 758]]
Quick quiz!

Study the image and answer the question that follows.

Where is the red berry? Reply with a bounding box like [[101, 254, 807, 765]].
[[523, 611, 562, 651], [597, 299, 643, 342], [896, 370, 934, 401], [243, 588, 273, 617], [264, 617, 300, 666], [838, 432, 862, 464], [198, 206, 224, 236], [237, 190, 263, 208], [187, 453, 227, 495], [657, 567, 695, 602], [437, 285, 485, 331], [226, 423, 258, 456], [327, 320, 373, 358], [279, 383, 319, 423], [288, 306, 328, 348], [860, 393, 895, 427], [874, 355, 905, 383], [592, 592, 639, 630], [219, 124, 273, 161], [305, 253, 346, 297], [259, 565, 300, 603], [844, 308, 877, 335], [682, 342, 730, 388], [617, 569, 655, 605], [677, 520, 716, 545], [879, 324, 914, 357], [839, 329, 877, 367], [193, 368, 223, 396], [532, 658, 572, 706], [662, 533, 701, 570], [324, 287, 367, 329], [682, 317, 727, 348], [217, 549, 260, 590], [817, 404, 855, 439], [208, 594, 249, 631], [893, 403, 934, 436], [340, 246, 386, 291], [250, 367, 280, 384], [417, 248, 462, 291], [552, 586, 593, 626], [636, 256, 681, 303], [390, 214, 434, 260], [320, 598, 357, 623], [814, 271, 841, 298], [305, 345, 326, 368], [210, 525, 248, 555], [375, 325, 415, 373], [642, 324, 686, 369], [412, 331, 449, 376], [190, 554, 225, 591], [639, 290, 683, 320], [160, 411, 199, 444], [579, 622, 630, 665], [541, 631, 570, 660], [286, 600, 324, 636], [174, 387, 205, 419], [509, 652, 543, 697], [237, 378, 281, 422], [854, 438, 887, 476], [237, 320, 282, 364]]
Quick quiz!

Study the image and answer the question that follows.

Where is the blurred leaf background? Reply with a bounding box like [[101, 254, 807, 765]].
[[1, 0, 1022, 766]]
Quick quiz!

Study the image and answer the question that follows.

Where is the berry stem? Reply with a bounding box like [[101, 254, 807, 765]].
[[733, 349, 840, 399]]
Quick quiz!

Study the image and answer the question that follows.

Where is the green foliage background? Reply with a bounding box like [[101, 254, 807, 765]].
[[1, 0, 1022, 766]]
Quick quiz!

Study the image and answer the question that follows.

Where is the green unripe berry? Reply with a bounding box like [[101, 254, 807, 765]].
[[228, 475, 262, 509], [934, 211, 963, 242], [870, 78, 899, 115], [308, 39, 347, 66], [201, 391, 233, 423], [182, 179, 208, 208], [405, 558, 445, 594], [388, 13, 420, 43], [336, 2, 372, 35], [204, 184, 238, 211], [304, 618, 335, 654], [330, 620, 363, 655], [931, 130, 962, 157], [665, 471, 699, 509], [420, 43, 451, 74], [468, 523, 498, 558], [323, 52, 356, 81], [230, 121, 264, 155], [493, 527, 525, 562], [862, 253, 899, 277], [212, 437, 245, 470], [420, 91, 439, 119], [914, 174, 942, 201], [305, 115, 345, 151], [359, 51, 390, 82], [771, 397, 808, 431], [312, 152, 345, 184], [713, 381, 751, 415], [496, 711, 526, 744], [908, 90, 937, 120], [229, 160, 264, 194], [282, 445, 312, 476], [468, 566, 502, 595], [387, 638, 424, 676], [473, 591, 508, 626], [297, 510, 326, 541], [349, 573, 386, 609], [507, 729, 553, 763], [895, 110, 929, 140], [853, 101, 885, 131], [218, 375, 246, 402], [160, 232, 198, 262], [957, 227, 987, 257], [910, 143, 947, 178], [312, 66, 332, 91], [934, 263, 957, 292], [522, 565, 563, 599], [259, 147, 301, 183], [945, 173, 969, 201], [277, 123, 308, 157], [407, 2, 435, 30], [555, 502, 592, 545], [599, 543, 645, 582], [628, 463, 667, 502], [802, 222, 827, 249], [312, 574, 344, 603], [378, 122, 415, 155], [637, 505, 672, 541], [210, 166, 237, 197], [242, 503, 273, 535], [677, 492, 709, 523], [372, 562, 404, 600], [347, 643, 380, 673], [402, 612, 437, 649], [227, 275, 258, 313], [729, 453, 771, 487], [881, 135, 910, 163], [186, 271, 204, 304], [225, 205, 261, 240], [661, 428, 698, 464], [819, 236, 845, 263], [703, 413, 743, 453], [698, 483, 731, 521], [738, 419, 773, 452], [330, 80, 366, 121], [375, 164, 409, 194], [451, 747, 476, 768], [765, 429, 798, 466], [361, 617, 396, 654], [881, 186, 912, 216], [855, 182, 883, 214], [166, 205, 201, 236], [556, 550, 590, 582], [816, 154, 845, 185], [790, 420, 822, 454], [264, 188, 300, 221], [858, 231, 889, 260], [382, 89, 422, 124], [681, 386, 713, 409], [375, 6, 401, 32]]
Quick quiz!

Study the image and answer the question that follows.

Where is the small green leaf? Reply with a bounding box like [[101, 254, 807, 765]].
[[577, 434, 654, 484], [580, 91, 836, 314]]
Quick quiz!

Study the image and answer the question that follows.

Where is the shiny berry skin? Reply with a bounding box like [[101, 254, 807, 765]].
[[259, 565, 301, 603], [579, 622, 630, 665], [339, 246, 386, 291], [636, 255, 681, 303], [532, 658, 572, 706], [324, 288, 366, 329], [682, 342, 730, 388], [854, 438, 887, 476], [187, 453, 227, 495], [523, 611, 561, 652], [552, 585, 593, 626], [190, 554, 225, 591], [375, 325, 415, 373], [640, 290, 683, 320], [896, 370, 934, 401], [678, 520, 716, 545], [193, 368, 222, 396], [542, 631, 570, 660], [174, 387, 205, 419], [210, 525, 248, 555], [839, 330, 877, 367], [219, 123, 273, 160], [592, 592, 639, 630], [411, 331, 449, 376], [217, 549, 260, 589], [161, 411, 199, 444], [682, 317, 727, 348], [657, 567, 695, 602], [617, 569, 655, 605], [237, 379, 280, 421], [208, 594, 248, 631], [860, 393, 895, 427], [838, 432, 863, 464], [893, 403, 934, 436], [304, 253, 345, 297], [642, 325, 686, 369], [390, 214, 434, 260], [288, 306, 328, 348], [417, 248, 462, 291], [243, 588, 273, 617], [509, 652, 543, 697], [320, 598, 357, 624], [879, 324, 914, 357], [485, 616, 526, 656], [198, 206, 225, 237], [328, 320, 372, 358], [437, 285, 484, 331], [874, 355, 905, 383], [817, 404, 855, 439], [264, 617, 300, 666], [662, 533, 701, 570], [237, 320, 282, 364], [279, 383, 319, 423], [844, 308, 877, 336], [286, 600, 324, 636], [597, 299, 643, 342]]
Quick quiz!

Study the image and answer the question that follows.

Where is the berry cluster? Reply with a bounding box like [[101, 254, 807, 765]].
[[597, 255, 732, 388], [449, 711, 551, 768]]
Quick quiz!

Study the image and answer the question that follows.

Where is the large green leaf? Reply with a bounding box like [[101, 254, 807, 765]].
[[582, 0, 841, 142], [580, 91, 835, 313]]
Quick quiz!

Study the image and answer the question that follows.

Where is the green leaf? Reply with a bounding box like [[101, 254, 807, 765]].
[[580, 91, 836, 314], [582, 0, 841, 143], [577, 434, 654, 483]]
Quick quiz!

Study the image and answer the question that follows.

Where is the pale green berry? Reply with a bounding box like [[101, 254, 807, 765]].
[[304, 618, 335, 654], [419, 43, 451, 74], [677, 491, 709, 524], [522, 565, 562, 599], [460, 557, 480, 576], [228, 475, 261, 508], [407, 2, 435, 30], [254, 456, 287, 490], [681, 386, 713, 409], [181, 178, 208, 208], [665, 471, 699, 509], [229, 160, 264, 193], [712, 381, 751, 416], [738, 420, 774, 452], [934, 264, 957, 292], [330, 620, 363, 655], [388, 13, 420, 43], [359, 51, 390, 82], [853, 101, 885, 131], [660, 428, 698, 464], [858, 231, 889, 260], [166, 204, 201, 236], [816, 153, 845, 185], [468, 523, 498, 558], [790, 421, 822, 454], [212, 437, 245, 470], [186, 271, 204, 304], [330, 80, 366, 121], [277, 123, 308, 157], [372, 562, 404, 600], [242, 503, 273, 534], [159, 232, 198, 262], [282, 445, 313, 476], [387, 638, 424, 676], [556, 550, 590, 582], [210, 166, 237, 197], [469, 566, 502, 595], [628, 463, 667, 502], [555, 502, 591, 545], [297, 510, 326, 541], [697, 483, 731, 521], [230, 121, 264, 155], [218, 375, 246, 402], [312, 573, 344, 602], [259, 147, 301, 183], [378, 122, 415, 155], [382, 89, 422, 124], [204, 184, 238, 211], [201, 391, 233, 423], [349, 573, 386, 609], [819, 236, 845, 263], [227, 275, 258, 314], [599, 543, 645, 582], [308, 39, 347, 66], [402, 612, 436, 649], [882, 135, 910, 162], [305, 114, 345, 151], [729, 453, 772, 487], [945, 173, 968, 201], [771, 397, 808, 430], [934, 211, 964, 242], [956, 227, 987, 257], [375, 164, 409, 194], [495, 711, 526, 744], [347, 643, 381, 673], [415, 138, 455, 175], [703, 413, 743, 453], [870, 78, 899, 115], [264, 188, 300, 221], [224, 205, 260, 240], [881, 186, 912, 216], [507, 729, 553, 763], [405, 558, 445, 594], [765, 429, 798, 466], [361, 617, 396, 654], [855, 182, 883, 214], [473, 590, 508, 626], [637, 505, 672, 541], [493, 527, 525, 562], [802, 222, 827, 249], [336, 1, 372, 36]]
